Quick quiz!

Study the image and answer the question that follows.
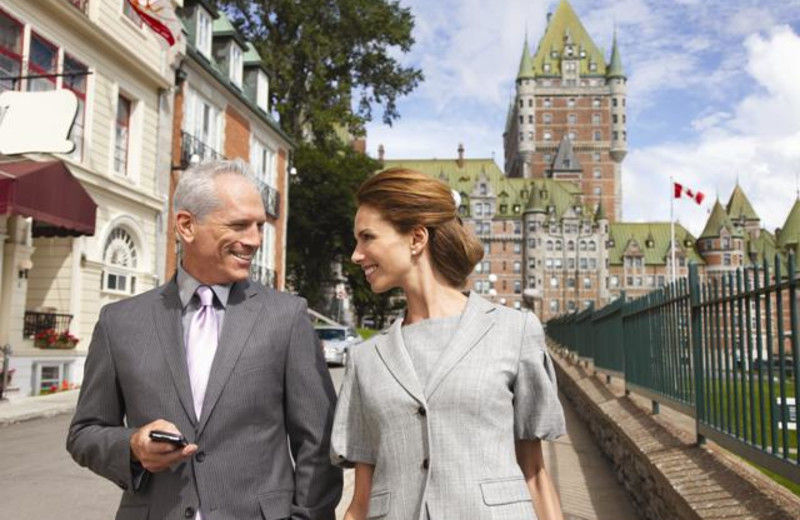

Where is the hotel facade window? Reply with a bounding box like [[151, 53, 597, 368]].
[[102, 227, 139, 295], [114, 94, 132, 176], [28, 32, 57, 91], [0, 9, 23, 93]]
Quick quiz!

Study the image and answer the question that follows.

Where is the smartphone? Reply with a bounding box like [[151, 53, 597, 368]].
[[149, 430, 189, 447]]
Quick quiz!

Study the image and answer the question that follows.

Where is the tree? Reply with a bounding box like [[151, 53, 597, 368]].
[[218, 0, 423, 144], [286, 142, 380, 309]]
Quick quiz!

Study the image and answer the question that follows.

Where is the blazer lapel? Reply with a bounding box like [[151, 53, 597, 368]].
[[153, 280, 198, 424], [374, 319, 426, 405], [424, 292, 496, 402], [196, 280, 262, 436]]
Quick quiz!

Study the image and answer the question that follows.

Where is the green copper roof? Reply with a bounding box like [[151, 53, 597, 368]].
[[530, 0, 606, 77], [606, 32, 625, 78], [700, 200, 742, 239], [778, 198, 800, 247], [517, 38, 535, 80], [594, 200, 606, 221], [213, 13, 247, 47], [526, 181, 547, 213], [381, 158, 594, 220], [726, 184, 759, 222], [608, 223, 703, 266]]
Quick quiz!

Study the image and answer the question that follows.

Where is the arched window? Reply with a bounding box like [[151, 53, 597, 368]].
[[588, 241, 597, 251], [555, 240, 562, 251], [567, 241, 575, 251], [103, 227, 138, 294]]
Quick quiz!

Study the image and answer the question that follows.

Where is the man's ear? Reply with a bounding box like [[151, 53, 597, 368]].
[[175, 210, 196, 244]]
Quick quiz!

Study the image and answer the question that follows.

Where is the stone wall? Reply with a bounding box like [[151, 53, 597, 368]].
[[548, 340, 800, 520]]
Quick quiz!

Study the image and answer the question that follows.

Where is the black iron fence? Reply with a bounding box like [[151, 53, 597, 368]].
[[547, 255, 799, 485]]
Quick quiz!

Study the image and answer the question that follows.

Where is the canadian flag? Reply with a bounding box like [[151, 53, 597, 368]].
[[127, 0, 181, 47], [673, 182, 705, 205]]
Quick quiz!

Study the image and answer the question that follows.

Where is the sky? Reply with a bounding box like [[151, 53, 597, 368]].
[[363, 0, 800, 236]]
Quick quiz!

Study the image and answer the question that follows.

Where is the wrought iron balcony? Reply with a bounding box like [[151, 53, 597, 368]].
[[24, 311, 73, 337], [67, 0, 90, 14], [179, 131, 226, 170], [260, 182, 280, 219]]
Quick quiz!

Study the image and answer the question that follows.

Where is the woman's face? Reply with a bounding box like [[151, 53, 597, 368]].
[[352, 205, 415, 293]]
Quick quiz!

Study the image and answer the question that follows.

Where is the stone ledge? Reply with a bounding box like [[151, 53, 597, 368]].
[[548, 342, 800, 520]]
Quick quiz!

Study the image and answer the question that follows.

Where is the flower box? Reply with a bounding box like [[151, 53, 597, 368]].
[[33, 329, 79, 350]]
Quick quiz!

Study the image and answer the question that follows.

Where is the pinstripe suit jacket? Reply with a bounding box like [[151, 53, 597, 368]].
[[331, 293, 565, 520], [68, 278, 342, 520]]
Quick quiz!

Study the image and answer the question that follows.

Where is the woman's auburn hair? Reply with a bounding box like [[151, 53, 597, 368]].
[[356, 167, 484, 289]]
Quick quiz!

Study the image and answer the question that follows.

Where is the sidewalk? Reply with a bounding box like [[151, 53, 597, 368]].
[[0, 390, 79, 426], [334, 391, 640, 520]]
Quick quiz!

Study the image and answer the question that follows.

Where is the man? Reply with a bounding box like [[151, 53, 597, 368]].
[[67, 160, 342, 519]]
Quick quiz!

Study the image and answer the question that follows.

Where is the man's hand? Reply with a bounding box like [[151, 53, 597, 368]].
[[130, 419, 198, 472]]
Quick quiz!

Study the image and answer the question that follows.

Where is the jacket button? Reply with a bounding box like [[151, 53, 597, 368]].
[[422, 458, 430, 470], [196, 451, 205, 462], [184, 507, 195, 518], [418, 406, 426, 416]]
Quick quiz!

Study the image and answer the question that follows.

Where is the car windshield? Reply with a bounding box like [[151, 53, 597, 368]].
[[316, 328, 346, 341]]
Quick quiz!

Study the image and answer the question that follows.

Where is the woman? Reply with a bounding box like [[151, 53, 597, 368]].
[[332, 168, 566, 520]]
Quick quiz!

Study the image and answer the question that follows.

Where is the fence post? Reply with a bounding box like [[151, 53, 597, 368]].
[[689, 263, 706, 446]]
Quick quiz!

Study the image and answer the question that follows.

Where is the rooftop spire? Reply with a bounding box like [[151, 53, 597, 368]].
[[517, 36, 535, 80], [607, 29, 625, 79]]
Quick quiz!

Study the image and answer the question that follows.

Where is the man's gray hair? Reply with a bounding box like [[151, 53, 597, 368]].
[[173, 159, 261, 221]]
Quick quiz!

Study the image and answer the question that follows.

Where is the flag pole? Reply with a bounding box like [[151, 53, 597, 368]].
[[670, 176, 676, 283]]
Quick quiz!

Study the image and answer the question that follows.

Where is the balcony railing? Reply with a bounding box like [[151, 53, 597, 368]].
[[24, 311, 73, 338], [180, 131, 226, 170], [67, 0, 90, 14], [250, 264, 277, 289], [260, 183, 281, 219]]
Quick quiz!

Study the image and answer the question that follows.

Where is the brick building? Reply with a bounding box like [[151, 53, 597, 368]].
[[166, 0, 293, 289], [382, 0, 799, 323]]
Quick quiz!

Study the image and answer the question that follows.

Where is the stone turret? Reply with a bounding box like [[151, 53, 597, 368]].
[[607, 31, 627, 164], [515, 37, 536, 176]]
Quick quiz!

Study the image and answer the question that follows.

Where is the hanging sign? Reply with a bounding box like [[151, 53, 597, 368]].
[[0, 90, 78, 155]]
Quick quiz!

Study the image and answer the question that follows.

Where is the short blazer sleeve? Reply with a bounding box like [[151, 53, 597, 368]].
[[330, 352, 376, 468], [513, 311, 566, 441]]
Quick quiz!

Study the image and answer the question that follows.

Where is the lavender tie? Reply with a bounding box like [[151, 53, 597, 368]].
[[186, 285, 219, 418]]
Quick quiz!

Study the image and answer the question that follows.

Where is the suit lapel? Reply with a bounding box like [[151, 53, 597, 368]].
[[374, 319, 426, 405], [424, 292, 495, 402], [197, 280, 262, 436], [153, 281, 198, 424]]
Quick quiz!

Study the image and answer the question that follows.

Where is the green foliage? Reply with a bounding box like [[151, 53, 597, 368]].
[[218, 0, 423, 144], [286, 143, 379, 308]]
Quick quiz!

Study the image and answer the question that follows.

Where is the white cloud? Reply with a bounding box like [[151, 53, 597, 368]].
[[624, 25, 800, 235]]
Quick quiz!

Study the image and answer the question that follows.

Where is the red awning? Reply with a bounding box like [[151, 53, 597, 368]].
[[0, 160, 97, 237]]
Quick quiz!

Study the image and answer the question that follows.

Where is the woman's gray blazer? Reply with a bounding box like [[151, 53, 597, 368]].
[[331, 293, 565, 520]]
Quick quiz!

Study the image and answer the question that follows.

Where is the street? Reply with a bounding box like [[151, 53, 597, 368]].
[[0, 367, 346, 519], [0, 365, 640, 520]]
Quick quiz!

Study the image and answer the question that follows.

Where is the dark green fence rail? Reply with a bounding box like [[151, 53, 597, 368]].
[[546, 255, 799, 484]]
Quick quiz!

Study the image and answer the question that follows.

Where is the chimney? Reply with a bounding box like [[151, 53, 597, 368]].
[[457, 143, 465, 168], [378, 144, 385, 161]]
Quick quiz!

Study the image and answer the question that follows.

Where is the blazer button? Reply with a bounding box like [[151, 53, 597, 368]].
[[184, 506, 195, 518], [417, 406, 426, 417], [422, 458, 430, 470], [195, 451, 206, 462]]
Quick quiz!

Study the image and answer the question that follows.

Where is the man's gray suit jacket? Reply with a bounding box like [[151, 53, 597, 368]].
[[331, 293, 565, 520], [67, 278, 342, 520]]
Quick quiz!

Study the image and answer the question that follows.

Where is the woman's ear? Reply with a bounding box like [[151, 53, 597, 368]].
[[410, 226, 429, 256]]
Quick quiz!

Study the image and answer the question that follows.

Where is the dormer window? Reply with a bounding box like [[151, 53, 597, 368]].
[[543, 63, 551, 73], [196, 8, 212, 58], [229, 44, 243, 86], [256, 70, 269, 112], [646, 239, 654, 248]]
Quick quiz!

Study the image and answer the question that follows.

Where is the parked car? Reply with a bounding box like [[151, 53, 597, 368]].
[[315, 325, 362, 366]]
